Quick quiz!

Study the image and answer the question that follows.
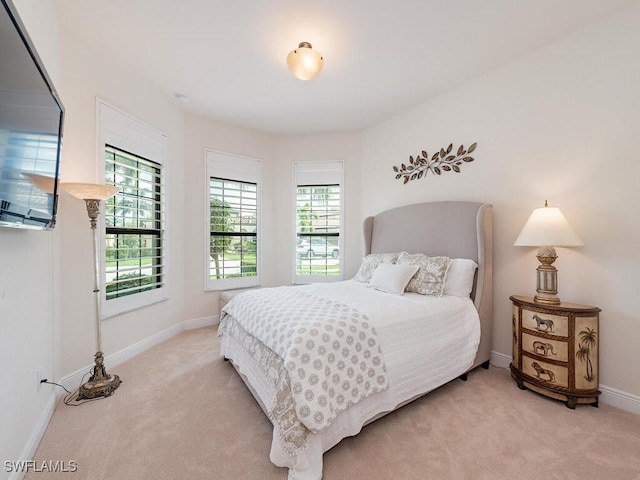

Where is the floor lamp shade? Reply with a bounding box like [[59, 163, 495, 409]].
[[514, 202, 583, 305], [60, 182, 119, 201]]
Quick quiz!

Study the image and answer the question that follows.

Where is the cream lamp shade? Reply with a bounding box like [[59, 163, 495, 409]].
[[514, 203, 583, 248], [287, 42, 324, 81], [60, 182, 119, 200], [514, 201, 583, 305]]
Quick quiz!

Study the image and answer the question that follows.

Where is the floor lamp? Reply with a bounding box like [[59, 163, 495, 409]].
[[61, 182, 122, 400]]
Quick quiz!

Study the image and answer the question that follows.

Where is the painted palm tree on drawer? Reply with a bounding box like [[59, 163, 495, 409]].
[[576, 327, 597, 382]]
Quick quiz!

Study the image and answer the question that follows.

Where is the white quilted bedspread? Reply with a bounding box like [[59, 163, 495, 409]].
[[220, 286, 388, 453]]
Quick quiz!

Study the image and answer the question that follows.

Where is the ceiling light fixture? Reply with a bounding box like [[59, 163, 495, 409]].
[[287, 41, 324, 81]]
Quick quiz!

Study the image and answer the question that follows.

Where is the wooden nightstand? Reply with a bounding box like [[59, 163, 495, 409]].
[[510, 295, 601, 409]]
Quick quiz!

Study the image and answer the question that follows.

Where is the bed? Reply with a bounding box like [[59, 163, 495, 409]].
[[218, 201, 493, 480]]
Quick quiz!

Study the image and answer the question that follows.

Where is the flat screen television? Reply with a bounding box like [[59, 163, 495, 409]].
[[0, 0, 64, 230]]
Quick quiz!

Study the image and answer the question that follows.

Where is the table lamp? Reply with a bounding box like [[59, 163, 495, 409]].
[[514, 201, 583, 305]]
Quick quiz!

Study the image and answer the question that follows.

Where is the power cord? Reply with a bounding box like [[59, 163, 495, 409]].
[[40, 371, 109, 406], [40, 379, 71, 394]]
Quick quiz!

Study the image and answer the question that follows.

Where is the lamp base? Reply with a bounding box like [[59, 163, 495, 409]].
[[76, 351, 122, 401], [533, 246, 561, 306], [533, 293, 561, 306]]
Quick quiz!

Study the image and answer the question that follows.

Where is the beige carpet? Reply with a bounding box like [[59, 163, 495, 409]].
[[27, 327, 640, 480]]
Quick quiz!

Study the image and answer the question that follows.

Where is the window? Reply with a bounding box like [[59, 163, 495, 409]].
[[98, 101, 168, 317], [205, 150, 261, 290], [294, 161, 343, 283], [104, 146, 164, 300], [209, 178, 257, 280]]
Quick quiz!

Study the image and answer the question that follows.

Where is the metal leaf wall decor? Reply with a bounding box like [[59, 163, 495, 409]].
[[393, 142, 477, 184]]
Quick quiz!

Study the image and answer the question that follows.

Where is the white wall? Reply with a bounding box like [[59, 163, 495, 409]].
[[57, 30, 186, 375], [361, 4, 640, 397], [274, 133, 363, 281], [0, 1, 61, 476], [2, 3, 189, 473], [183, 113, 276, 321], [182, 118, 362, 322]]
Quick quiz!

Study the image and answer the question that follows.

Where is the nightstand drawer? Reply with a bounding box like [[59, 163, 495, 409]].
[[522, 333, 568, 362], [522, 355, 568, 388], [522, 309, 568, 337]]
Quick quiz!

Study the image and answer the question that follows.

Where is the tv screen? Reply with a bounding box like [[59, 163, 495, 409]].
[[0, 0, 64, 230]]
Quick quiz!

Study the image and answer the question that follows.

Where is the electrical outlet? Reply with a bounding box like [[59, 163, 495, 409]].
[[37, 368, 43, 392]]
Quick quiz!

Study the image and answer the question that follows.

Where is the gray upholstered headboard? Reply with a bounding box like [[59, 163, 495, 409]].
[[362, 201, 493, 370]]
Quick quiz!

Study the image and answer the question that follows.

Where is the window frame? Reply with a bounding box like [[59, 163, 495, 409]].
[[204, 149, 261, 291], [98, 100, 169, 318], [293, 161, 344, 284]]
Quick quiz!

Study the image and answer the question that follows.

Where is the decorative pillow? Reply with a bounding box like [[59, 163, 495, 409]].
[[353, 252, 402, 283], [444, 258, 478, 297], [396, 252, 451, 296], [368, 263, 420, 295]]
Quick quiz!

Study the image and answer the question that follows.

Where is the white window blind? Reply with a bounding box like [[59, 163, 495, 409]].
[[104, 145, 164, 300]]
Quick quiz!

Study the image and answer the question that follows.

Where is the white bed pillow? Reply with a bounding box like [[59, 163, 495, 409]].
[[396, 252, 451, 296], [444, 258, 478, 297], [353, 252, 402, 283], [368, 263, 419, 295]]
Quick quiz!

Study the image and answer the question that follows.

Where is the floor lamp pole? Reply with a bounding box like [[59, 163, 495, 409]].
[[88, 199, 104, 363], [60, 182, 122, 401], [76, 198, 121, 400]]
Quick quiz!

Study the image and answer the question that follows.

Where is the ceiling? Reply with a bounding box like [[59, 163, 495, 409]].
[[52, 0, 636, 135]]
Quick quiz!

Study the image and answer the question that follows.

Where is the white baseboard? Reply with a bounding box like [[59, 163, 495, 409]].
[[600, 384, 640, 415], [58, 322, 184, 392], [490, 350, 512, 369], [490, 350, 640, 415], [8, 392, 58, 480], [184, 314, 218, 329], [58, 316, 217, 392]]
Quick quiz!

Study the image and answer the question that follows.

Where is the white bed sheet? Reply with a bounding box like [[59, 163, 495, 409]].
[[219, 280, 481, 480]]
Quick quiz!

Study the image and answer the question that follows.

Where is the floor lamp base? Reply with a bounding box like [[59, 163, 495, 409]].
[[76, 351, 122, 400]]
